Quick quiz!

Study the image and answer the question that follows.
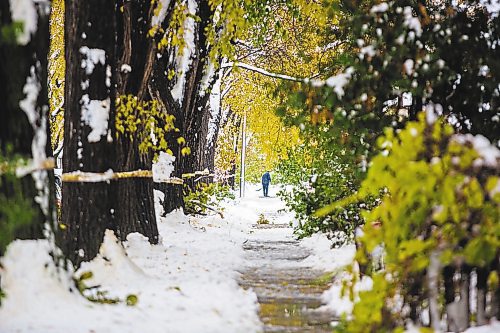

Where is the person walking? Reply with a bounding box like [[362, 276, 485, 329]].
[[261, 171, 271, 197]]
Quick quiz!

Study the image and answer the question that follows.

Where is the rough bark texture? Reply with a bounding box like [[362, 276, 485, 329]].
[[0, 1, 54, 250], [61, 0, 116, 266], [114, 0, 158, 243], [150, 0, 219, 213], [176, 1, 216, 192], [151, 55, 185, 214]]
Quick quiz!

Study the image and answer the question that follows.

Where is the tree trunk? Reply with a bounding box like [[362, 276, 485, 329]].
[[174, 0, 217, 192], [150, 55, 185, 214], [113, 0, 158, 243], [60, 0, 117, 266]]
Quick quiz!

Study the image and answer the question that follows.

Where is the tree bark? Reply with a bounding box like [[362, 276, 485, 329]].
[[174, 0, 217, 192], [60, 0, 117, 266], [150, 55, 185, 214], [113, 0, 158, 243]]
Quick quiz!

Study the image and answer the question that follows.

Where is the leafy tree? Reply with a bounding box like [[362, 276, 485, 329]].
[[336, 114, 499, 331]]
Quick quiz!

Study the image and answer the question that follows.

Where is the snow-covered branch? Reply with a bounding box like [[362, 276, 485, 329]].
[[221, 62, 307, 82]]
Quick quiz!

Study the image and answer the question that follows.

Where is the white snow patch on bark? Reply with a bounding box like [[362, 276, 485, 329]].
[[151, 0, 172, 27], [79, 47, 106, 75], [80, 94, 110, 143], [152, 151, 175, 182], [18, 63, 50, 217], [120, 64, 132, 73], [171, 0, 198, 105], [199, 60, 216, 98], [206, 74, 222, 148]]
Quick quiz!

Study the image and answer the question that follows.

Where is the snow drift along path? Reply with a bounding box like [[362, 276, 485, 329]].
[[0, 184, 351, 333]]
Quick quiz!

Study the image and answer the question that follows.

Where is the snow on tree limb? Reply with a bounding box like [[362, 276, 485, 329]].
[[221, 62, 307, 82]]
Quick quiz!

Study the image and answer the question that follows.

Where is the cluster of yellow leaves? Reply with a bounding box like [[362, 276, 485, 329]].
[[115, 95, 178, 156]]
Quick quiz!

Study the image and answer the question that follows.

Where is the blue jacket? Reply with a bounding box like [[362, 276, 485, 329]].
[[262, 172, 271, 185]]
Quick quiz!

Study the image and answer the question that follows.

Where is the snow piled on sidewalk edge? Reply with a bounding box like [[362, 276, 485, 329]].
[[0, 194, 260, 333]]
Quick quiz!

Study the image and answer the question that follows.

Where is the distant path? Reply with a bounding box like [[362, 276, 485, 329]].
[[238, 193, 336, 332]]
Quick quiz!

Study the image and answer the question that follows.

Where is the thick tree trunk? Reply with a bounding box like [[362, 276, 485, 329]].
[[113, 0, 158, 243], [175, 0, 216, 192], [61, 0, 116, 266], [150, 57, 185, 214]]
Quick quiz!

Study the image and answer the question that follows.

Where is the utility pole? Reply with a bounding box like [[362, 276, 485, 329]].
[[239, 109, 247, 198]]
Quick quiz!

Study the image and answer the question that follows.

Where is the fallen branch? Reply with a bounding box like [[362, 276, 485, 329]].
[[189, 200, 224, 218]]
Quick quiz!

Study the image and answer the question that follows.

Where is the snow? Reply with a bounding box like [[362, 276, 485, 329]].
[[320, 274, 373, 318], [403, 6, 422, 37], [424, 103, 443, 125], [0, 192, 261, 332], [9, 0, 39, 45], [152, 151, 175, 182], [18, 62, 51, 218], [0, 184, 361, 332], [301, 235, 355, 272], [481, 0, 500, 16], [453, 133, 500, 168], [360, 45, 376, 58], [120, 64, 132, 73], [151, 0, 173, 27], [80, 95, 110, 143], [171, 0, 197, 104], [79, 47, 106, 75], [199, 60, 216, 97], [464, 319, 500, 332], [325, 67, 355, 98], [63, 169, 114, 182], [370, 2, 389, 14], [207, 73, 222, 148], [403, 58, 414, 75]]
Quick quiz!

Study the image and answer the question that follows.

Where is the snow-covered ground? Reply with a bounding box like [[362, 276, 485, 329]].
[[0, 184, 346, 333], [1, 183, 498, 332]]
